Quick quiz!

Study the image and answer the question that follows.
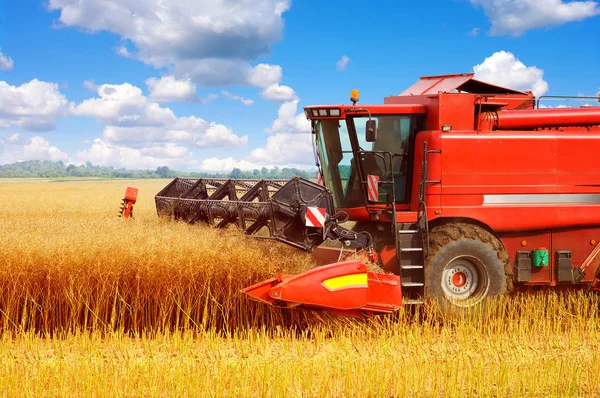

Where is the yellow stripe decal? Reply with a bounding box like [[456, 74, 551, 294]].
[[322, 274, 368, 291]]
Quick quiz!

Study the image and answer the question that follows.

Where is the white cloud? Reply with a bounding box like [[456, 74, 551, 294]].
[[0, 50, 14, 72], [83, 79, 97, 91], [0, 79, 69, 131], [195, 123, 248, 149], [200, 157, 264, 172], [76, 139, 192, 169], [139, 142, 190, 158], [468, 27, 481, 36], [249, 132, 313, 166], [0, 136, 70, 164], [471, 0, 600, 36], [336, 55, 351, 71], [99, 117, 246, 151], [146, 76, 198, 103], [473, 51, 549, 97], [3, 133, 27, 145], [200, 133, 314, 172], [72, 83, 176, 127], [48, 0, 290, 87], [101, 125, 194, 145], [221, 90, 254, 106], [260, 83, 296, 101], [115, 46, 132, 58], [200, 94, 219, 104], [538, 104, 571, 108], [71, 81, 246, 153], [246, 63, 283, 88], [268, 100, 311, 134]]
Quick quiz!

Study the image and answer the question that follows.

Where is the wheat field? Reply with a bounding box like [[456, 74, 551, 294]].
[[1, 179, 600, 397]]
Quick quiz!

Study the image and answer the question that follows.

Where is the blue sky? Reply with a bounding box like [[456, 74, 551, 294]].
[[0, 0, 598, 171]]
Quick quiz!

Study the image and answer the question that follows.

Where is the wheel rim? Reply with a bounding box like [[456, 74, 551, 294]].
[[440, 256, 490, 306]]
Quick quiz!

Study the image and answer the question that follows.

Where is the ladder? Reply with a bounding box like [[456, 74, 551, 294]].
[[397, 223, 425, 304], [400, 142, 440, 304]]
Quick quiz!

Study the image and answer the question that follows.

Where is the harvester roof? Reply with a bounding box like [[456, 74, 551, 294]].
[[401, 73, 528, 96]]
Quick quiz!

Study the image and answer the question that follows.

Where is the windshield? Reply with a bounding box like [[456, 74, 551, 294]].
[[315, 115, 413, 209]]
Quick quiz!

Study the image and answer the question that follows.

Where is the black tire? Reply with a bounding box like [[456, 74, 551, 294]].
[[426, 223, 513, 310]]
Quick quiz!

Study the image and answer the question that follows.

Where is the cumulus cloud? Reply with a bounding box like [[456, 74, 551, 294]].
[[0, 135, 70, 164], [246, 63, 283, 88], [201, 133, 314, 171], [268, 100, 311, 134], [83, 79, 97, 91], [473, 51, 549, 97], [63, 80, 248, 170], [200, 157, 264, 172], [0, 79, 69, 131], [221, 90, 254, 106], [76, 138, 192, 169], [101, 125, 193, 145], [0, 50, 14, 71], [199, 94, 219, 104], [48, 0, 290, 87], [471, 0, 600, 36], [260, 84, 296, 101], [195, 123, 248, 149], [249, 133, 313, 166], [71, 83, 177, 127], [538, 104, 571, 108], [336, 55, 351, 71], [2, 133, 27, 145], [146, 76, 198, 103]]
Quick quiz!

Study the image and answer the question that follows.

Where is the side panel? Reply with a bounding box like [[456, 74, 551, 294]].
[[553, 228, 600, 283], [437, 131, 600, 232], [500, 231, 552, 285], [499, 228, 600, 286]]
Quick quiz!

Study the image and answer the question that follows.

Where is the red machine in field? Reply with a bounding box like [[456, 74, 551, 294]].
[[119, 187, 138, 219], [154, 73, 600, 316]]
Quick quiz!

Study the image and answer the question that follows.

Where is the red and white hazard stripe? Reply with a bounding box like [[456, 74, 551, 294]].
[[367, 174, 379, 202], [305, 206, 326, 228], [316, 171, 323, 186]]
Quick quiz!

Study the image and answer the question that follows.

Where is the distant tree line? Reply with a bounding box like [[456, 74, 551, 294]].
[[0, 160, 315, 180]]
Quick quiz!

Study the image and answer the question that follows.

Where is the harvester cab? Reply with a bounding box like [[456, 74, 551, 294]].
[[152, 72, 600, 317]]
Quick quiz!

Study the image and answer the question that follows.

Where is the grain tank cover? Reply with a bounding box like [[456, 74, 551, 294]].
[[401, 73, 527, 96]]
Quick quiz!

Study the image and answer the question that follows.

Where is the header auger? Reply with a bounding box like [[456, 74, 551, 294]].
[[155, 177, 372, 252], [143, 72, 600, 317]]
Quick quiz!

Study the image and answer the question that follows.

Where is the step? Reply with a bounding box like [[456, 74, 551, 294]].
[[399, 247, 423, 252], [403, 299, 424, 305], [401, 265, 424, 270], [401, 282, 424, 287], [397, 229, 419, 234]]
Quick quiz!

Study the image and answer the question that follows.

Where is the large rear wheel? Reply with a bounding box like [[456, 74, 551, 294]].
[[425, 223, 512, 310]]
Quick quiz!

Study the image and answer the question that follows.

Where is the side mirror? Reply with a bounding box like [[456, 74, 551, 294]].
[[365, 120, 377, 142]]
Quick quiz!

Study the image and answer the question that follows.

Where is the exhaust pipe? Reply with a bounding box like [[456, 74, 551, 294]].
[[493, 107, 600, 130]]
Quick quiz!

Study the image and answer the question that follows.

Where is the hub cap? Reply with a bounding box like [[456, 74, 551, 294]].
[[452, 272, 467, 287], [441, 256, 489, 305]]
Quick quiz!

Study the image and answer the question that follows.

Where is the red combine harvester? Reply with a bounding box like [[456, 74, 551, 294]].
[[152, 73, 600, 316]]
